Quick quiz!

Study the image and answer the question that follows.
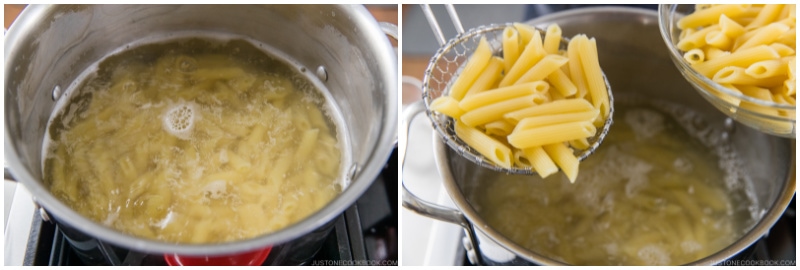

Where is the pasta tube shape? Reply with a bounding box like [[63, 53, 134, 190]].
[[502, 27, 521, 74], [566, 35, 588, 99], [677, 4, 749, 30], [507, 121, 596, 149], [745, 59, 787, 78], [513, 110, 599, 133], [542, 143, 579, 183], [454, 121, 512, 168], [547, 69, 578, 97], [485, 120, 515, 137], [460, 95, 535, 127], [692, 45, 779, 77], [683, 49, 705, 65], [705, 30, 732, 50], [735, 23, 790, 51], [712, 66, 784, 86], [522, 146, 558, 178], [515, 54, 569, 85], [459, 82, 540, 111], [513, 23, 537, 48], [719, 14, 746, 38], [745, 4, 784, 30], [543, 24, 563, 54], [465, 57, 505, 97], [450, 37, 493, 100], [430, 96, 466, 118], [504, 99, 595, 124], [500, 30, 546, 87], [575, 36, 611, 121]]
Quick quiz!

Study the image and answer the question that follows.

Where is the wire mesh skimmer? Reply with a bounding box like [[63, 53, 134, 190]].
[[402, 4, 614, 176]]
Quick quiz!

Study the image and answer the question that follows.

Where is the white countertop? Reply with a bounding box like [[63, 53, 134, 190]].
[[400, 102, 462, 266], [4, 180, 36, 266]]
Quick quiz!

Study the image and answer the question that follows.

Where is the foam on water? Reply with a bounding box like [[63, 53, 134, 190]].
[[162, 102, 197, 140], [637, 245, 670, 265], [622, 96, 756, 223], [624, 108, 665, 139]]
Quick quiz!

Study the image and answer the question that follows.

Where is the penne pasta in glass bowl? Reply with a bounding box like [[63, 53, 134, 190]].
[[658, 4, 796, 138], [420, 23, 614, 180]]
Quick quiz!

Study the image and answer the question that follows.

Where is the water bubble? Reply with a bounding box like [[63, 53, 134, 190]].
[[52, 85, 62, 101], [163, 102, 196, 139], [177, 56, 197, 73]]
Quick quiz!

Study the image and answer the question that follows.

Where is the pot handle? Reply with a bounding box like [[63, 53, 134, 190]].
[[379, 22, 398, 41], [400, 79, 484, 265]]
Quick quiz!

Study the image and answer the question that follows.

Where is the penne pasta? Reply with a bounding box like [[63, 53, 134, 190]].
[[692, 45, 779, 77], [735, 23, 790, 51], [513, 23, 537, 48], [677, 4, 749, 30], [719, 14, 746, 38], [430, 96, 466, 118], [460, 95, 536, 127], [704, 30, 732, 50], [502, 27, 521, 74], [500, 30, 546, 87], [455, 121, 513, 168], [547, 69, 578, 97], [465, 57, 505, 97], [459, 82, 539, 111], [507, 121, 596, 149], [504, 99, 595, 124], [577, 37, 611, 121], [542, 143, 579, 183], [745, 59, 787, 78], [677, 3, 796, 120], [712, 66, 784, 86], [521, 146, 558, 178], [745, 4, 784, 30], [512, 149, 532, 167], [450, 37, 494, 100], [513, 110, 599, 134], [485, 120, 515, 137], [777, 28, 795, 48], [515, 54, 569, 85], [677, 25, 721, 51], [543, 24, 563, 54], [569, 138, 590, 150], [684, 48, 705, 65]]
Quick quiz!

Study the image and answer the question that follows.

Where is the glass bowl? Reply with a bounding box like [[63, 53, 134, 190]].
[[658, 4, 795, 138]]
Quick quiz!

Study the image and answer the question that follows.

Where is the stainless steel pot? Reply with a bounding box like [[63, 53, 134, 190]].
[[402, 7, 795, 265], [5, 4, 397, 260]]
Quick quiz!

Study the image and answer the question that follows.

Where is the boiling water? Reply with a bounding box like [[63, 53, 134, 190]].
[[42, 36, 348, 243], [470, 98, 756, 265]]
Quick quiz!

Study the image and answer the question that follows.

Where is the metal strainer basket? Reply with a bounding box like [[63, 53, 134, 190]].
[[419, 8, 614, 175]]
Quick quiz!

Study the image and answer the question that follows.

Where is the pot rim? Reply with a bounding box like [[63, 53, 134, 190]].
[[434, 6, 796, 266], [4, 4, 398, 256]]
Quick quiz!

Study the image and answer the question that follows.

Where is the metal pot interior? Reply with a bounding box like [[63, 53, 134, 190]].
[[438, 7, 795, 265], [4, 4, 396, 255]]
